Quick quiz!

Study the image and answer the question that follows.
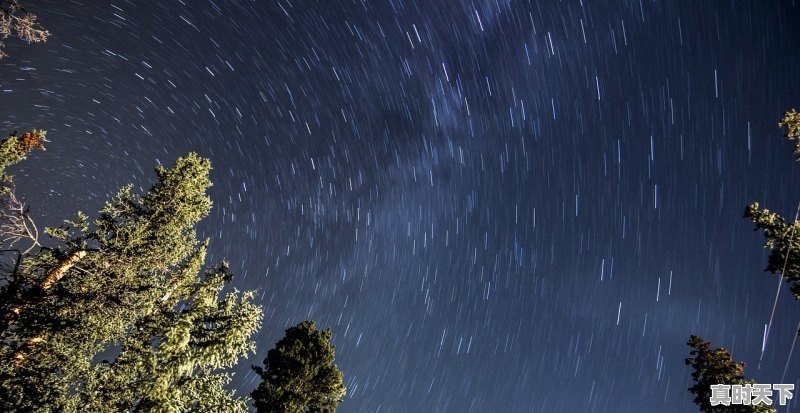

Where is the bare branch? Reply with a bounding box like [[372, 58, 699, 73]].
[[0, 187, 41, 253], [0, 0, 49, 58]]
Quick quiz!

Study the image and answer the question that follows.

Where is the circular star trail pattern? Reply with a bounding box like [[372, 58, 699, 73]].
[[3, 1, 800, 411]]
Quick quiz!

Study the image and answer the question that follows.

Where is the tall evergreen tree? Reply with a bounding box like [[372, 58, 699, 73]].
[[745, 109, 800, 303], [0, 142, 262, 412], [744, 202, 800, 299], [252, 321, 346, 413], [685, 335, 776, 413]]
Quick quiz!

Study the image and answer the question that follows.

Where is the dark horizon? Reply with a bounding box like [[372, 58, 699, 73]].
[[3, 0, 800, 411]]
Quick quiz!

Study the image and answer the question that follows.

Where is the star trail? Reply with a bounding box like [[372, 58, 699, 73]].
[[2, 0, 800, 411]]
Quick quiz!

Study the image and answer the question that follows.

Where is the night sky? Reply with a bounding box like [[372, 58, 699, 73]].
[[3, 0, 800, 411]]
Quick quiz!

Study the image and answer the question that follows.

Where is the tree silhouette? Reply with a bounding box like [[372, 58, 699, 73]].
[[252, 321, 346, 413]]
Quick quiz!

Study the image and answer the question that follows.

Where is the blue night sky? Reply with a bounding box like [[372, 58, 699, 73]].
[[2, 0, 800, 411]]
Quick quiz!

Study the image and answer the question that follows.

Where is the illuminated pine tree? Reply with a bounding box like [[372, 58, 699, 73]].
[[0, 150, 262, 412], [685, 335, 775, 413], [745, 110, 800, 303], [0, 130, 45, 190]]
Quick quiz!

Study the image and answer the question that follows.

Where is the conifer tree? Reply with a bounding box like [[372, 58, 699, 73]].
[[685, 335, 776, 413], [745, 110, 800, 303], [0, 129, 45, 190], [0, 141, 262, 412], [252, 321, 346, 413]]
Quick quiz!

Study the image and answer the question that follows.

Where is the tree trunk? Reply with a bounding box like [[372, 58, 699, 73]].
[[4, 250, 87, 363], [39, 250, 87, 291], [2, 250, 87, 330]]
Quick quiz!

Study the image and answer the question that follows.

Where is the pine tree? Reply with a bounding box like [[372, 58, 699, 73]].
[[252, 321, 346, 413], [0, 129, 45, 190], [0, 145, 262, 412], [778, 109, 800, 158], [744, 202, 800, 299], [745, 110, 800, 302], [685, 335, 776, 413]]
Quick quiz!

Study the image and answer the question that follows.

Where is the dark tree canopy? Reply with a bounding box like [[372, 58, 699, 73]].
[[252, 320, 346, 413], [685, 335, 775, 413]]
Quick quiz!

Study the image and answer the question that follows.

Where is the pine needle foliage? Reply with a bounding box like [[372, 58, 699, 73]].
[[252, 321, 345, 413], [0, 151, 262, 412], [745, 110, 800, 301], [685, 336, 775, 413]]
